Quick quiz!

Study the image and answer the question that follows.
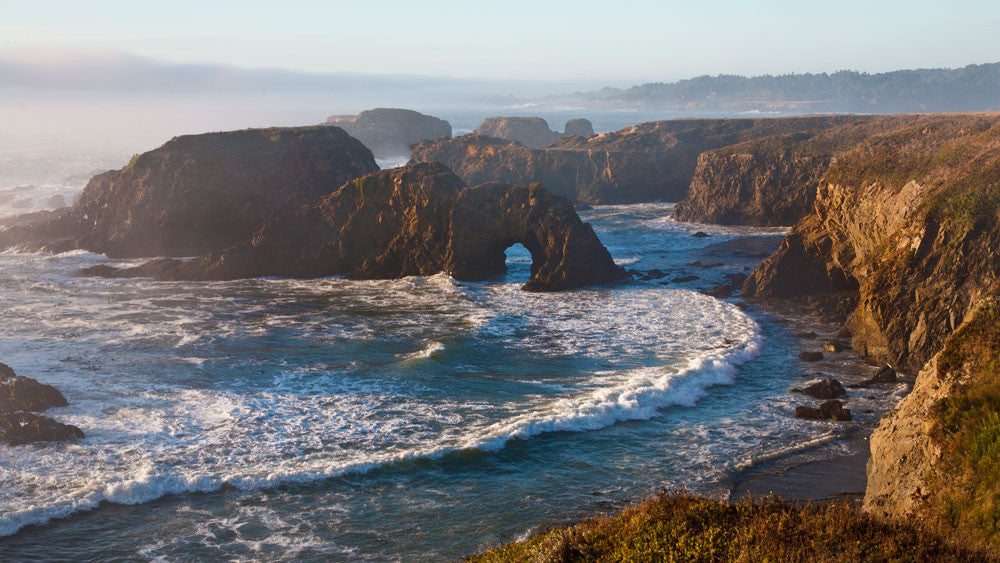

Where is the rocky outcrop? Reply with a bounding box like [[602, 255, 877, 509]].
[[564, 118, 595, 137], [411, 116, 870, 204], [744, 114, 1000, 372], [1, 412, 84, 446], [474, 117, 561, 148], [673, 115, 927, 226], [0, 363, 69, 412], [737, 114, 1000, 530], [325, 108, 452, 157], [0, 362, 82, 446], [0, 127, 378, 258], [86, 163, 626, 292]]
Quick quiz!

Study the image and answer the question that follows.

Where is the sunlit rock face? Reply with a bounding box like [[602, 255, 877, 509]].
[[85, 163, 626, 292], [412, 116, 871, 204], [0, 126, 378, 258], [325, 108, 452, 158]]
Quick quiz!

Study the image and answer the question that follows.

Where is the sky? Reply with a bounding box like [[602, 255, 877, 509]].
[[2, 0, 999, 84]]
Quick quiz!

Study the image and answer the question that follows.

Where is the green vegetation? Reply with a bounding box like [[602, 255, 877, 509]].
[[930, 302, 1000, 545], [469, 493, 990, 562]]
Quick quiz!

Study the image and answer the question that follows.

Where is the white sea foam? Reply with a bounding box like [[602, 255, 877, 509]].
[[404, 341, 446, 361], [0, 245, 765, 537]]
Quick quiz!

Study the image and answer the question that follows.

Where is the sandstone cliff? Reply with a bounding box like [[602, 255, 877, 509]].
[[411, 116, 867, 204], [0, 127, 378, 258], [86, 163, 625, 292], [473, 116, 595, 148], [739, 113, 1000, 540], [325, 108, 452, 157], [673, 115, 923, 226]]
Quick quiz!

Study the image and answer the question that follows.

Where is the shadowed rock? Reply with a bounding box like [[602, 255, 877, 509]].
[[85, 163, 626, 292], [412, 116, 880, 204], [802, 377, 847, 400], [0, 362, 83, 446], [0, 363, 69, 413], [0, 126, 378, 258], [0, 412, 84, 446], [795, 400, 852, 421], [325, 108, 452, 157]]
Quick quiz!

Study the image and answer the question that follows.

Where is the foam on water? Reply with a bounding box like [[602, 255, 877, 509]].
[[0, 245, 763, 537]]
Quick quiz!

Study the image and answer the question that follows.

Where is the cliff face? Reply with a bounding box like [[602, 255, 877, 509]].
[[673, 116, 923, 226], [472, 116, 595, 148], [90, 163, 625, 292], [325, 108, 452, 157], [411, 116, 867, 204], [0, 127, 378, 258], [739, 114, 1000, 536]]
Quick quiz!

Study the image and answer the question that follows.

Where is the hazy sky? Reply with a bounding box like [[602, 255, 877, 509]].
[[3, 0, 999, 83]]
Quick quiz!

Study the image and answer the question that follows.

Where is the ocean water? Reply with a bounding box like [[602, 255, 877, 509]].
[[0, 196, 908, 561]]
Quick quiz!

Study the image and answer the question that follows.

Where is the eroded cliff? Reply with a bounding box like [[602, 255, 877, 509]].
[[740, 113, 1000, 541], [0, 126, 378, 258], [326, 108, 452, 157], [411, 116, 868, 204], [86, 163, 625, 292], [673, 115, 923, 226]]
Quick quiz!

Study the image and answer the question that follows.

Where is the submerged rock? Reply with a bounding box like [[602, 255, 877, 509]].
[[798, 351, 824, 362], [0, 126, 378, 258], [325, 108, 452, 158], [85, 163, 626, 292]]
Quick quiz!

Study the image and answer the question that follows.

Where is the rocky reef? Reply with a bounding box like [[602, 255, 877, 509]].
[[473, 116, 594, 148], [0, 362, 83, 446], [85, 163, 626, 292], [0, 126, 378, 258], [411, 116, 867, 204], [739, 113, 1000, 540], [325, 108, 452, 157]]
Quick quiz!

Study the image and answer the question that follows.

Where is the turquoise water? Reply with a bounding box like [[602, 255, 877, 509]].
[[0, 203, 897, 561]]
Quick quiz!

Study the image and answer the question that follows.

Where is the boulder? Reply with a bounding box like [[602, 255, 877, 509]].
[[0, 127, 378, 258], [823, 341, 848, 353], [802, 377, 847, 400], [795, 400, 852, 421], [82, 163, 627, 292], [703, 285, 734, 298], [672, 275, 699, 283], [0, 362, 69, 412], [799, 351, 824, 362], [692, 232, 711, 238], [46, 194, 68, 209], [325, 108, 452, 158], [861, 365, 898, 386], [0, 412, 84, 446]]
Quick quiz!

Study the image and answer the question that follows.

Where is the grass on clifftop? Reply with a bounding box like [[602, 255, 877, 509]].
[[931, 300, 1000, 546], [469, 493, 989, 562]]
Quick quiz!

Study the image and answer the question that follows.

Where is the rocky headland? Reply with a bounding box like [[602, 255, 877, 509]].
[[673, 115, 927, 226], [740, 113, 1000, 543], [325, 108, 452, 158], [0, 126, 378, 258], [411, 115, 870, 205], [473, 116, 594, 148], [0, 362, 83, 446], [83, 162, 626, 292]]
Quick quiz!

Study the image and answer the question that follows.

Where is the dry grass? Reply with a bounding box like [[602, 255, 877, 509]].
[[469, 492, 995, 562]]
